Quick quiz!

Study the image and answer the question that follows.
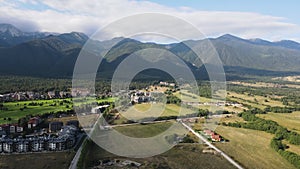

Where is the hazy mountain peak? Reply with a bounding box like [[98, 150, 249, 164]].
[[274, 40, 300, 50], [69, 32, 89, 40], [0, 23, 24, 37], [217, 34, 243, 41], [248, 38, 273, 46]]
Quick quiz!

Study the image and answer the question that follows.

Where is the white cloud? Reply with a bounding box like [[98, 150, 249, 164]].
[[0, 0, 299, 42]]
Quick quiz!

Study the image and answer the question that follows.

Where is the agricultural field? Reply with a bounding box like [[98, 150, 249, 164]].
[[215, 126, 296, 169], [227, 91, 284, 109], [223, 105, 245, 113], [0, 151, 75, 169], [114, 103, 196, 124], [272, 75, 300, 83], [282, 140, 300, 155], [219, 114, 245, 124], [114, 121, 175, 138], [174, 90, 212, 103], [257, 111, 300, 133], [230, 81, 300, 89]]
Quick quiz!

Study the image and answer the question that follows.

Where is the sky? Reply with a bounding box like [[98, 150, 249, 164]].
[[0, 0, 299, 42]]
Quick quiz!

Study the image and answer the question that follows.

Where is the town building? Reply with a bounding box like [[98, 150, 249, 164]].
[[49, 121, 63, 132], [28, 117, 41, 129], [66, 120, 79, 128]]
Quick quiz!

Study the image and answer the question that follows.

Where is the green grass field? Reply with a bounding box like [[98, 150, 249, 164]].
[[215, 126, 295, 169], [257, 111, 300, 133], [0, 97, 114, 124], [114, 103, 196, 124], [0, 99, 72, 124]]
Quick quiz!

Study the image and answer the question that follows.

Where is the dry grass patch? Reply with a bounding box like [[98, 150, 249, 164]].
[[0, 152, 75, 169], [215, 126, 295, 169], [257, 112, 300, 133]]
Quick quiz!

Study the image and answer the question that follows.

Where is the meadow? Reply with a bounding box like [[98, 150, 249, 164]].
[[114, 103, 196, 124], [227, 91, 284, 109], [257, 111, 300, 133], [79, 122, 234, 169], [215, 126, 296, 169], [174, 89, 212, 102], [114, 121, 175, 138], [0, 151, 75, 169]]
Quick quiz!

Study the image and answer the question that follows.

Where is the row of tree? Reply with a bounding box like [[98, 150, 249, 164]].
[[271, 138, 300, 168], [223, 108, 300, 168], [265, 105, 300, 114]]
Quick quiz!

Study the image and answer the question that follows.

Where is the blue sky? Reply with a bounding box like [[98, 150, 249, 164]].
[[148, 0, 299, 24], [0, 0, 299, 42]]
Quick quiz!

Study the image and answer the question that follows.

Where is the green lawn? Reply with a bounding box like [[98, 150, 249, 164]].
[[0, 97, 115, 124], [0, 99, 72, 124]]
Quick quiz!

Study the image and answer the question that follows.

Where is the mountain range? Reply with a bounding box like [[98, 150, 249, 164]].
[[0, 23, 300, 80]]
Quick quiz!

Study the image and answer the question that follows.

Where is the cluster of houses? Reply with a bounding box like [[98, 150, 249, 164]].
[[0, 124, 24, 135], [0, 124, 78, 153], [0, 113, 80, 153], [203, 129, 222, 142], [130, 91, 152, 104], [0, 91, 72, 102], [183, 101, 243, 107], [159, 81, 175, 87], [71, 88, 91, 97]]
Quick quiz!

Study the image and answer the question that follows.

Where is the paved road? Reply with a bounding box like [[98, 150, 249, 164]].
[[180, 121, 244, 169], [69, 139, 85, 169], [69, 111, 104, 169]]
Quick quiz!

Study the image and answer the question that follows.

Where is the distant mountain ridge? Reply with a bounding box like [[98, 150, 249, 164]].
[[0, 23, 300, 79], [0, 23, 58, 47]]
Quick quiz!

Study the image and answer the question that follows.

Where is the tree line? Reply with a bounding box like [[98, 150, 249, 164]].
[[223, 108, 300, 168]]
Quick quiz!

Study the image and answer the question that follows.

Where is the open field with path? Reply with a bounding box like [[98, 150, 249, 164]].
[[80, 137, 234, 169], [215, 126, 295, 169]]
